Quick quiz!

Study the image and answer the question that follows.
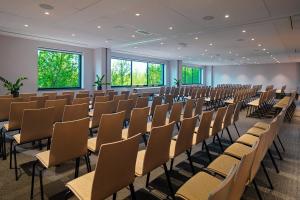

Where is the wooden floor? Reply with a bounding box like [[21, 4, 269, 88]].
[[0, 101, 300, 200]]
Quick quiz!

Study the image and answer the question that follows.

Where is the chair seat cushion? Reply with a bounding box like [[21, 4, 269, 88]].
[[135, 150, 146, 176], [176, 172, 222, 200], [169, 140, 177, 158], [248, 99, 259, 106], [146, 122, 152, 133], [36, 151, 50, 168], [224, 143, 253, 159], [13, 134, 21, 144], [207, 154, 240, 177], [246, 127, 265, 137], [236, 134, 259, 146], [253, 122, 269, 130], [87, 137, 97, 152], [66, 171, 95, 200]]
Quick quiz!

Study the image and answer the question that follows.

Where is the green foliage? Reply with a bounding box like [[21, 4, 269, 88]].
[[148, 63, 163, 86], [182, 66, 202, 84], [173, 78, 182, 87], [111, 59, 131, 86], [0, 76, 27, 94], [37, 50, 81, 89], [93, 74, 110, 87], [132, 61, 147, 86]]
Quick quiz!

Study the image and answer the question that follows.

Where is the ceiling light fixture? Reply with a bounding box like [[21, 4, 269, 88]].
[[135, 13, 141, 16], [71, 33, 76, 37], [131, 34, 135, 38], [97, 25, 101, 29], [169, 26, 173, 30], [209, 43, 213, 46], [194, 37, 199, 40], [44, 11, 50, 15], [251, 38, 255, 41], [242, 30, 246, 33], [205, 49, 208, 52], [24, 24, 29, 27], [160, 42, 164, 45], [262, 48, 266, 51], [258, 44, 262, 47], [225, 14, 230, 18], [229, 51, 232, 54]]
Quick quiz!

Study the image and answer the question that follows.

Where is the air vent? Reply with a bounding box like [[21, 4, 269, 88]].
[[203, 16, 215, 21], [39, 4, 54, 10], [136, 30, 152, 36], [236, 38, 245, 42], [178, 42, 188, 47]]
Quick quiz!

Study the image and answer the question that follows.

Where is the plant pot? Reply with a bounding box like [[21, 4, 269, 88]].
[[97, 85, 102, 90], [11, 91, 19, 98]]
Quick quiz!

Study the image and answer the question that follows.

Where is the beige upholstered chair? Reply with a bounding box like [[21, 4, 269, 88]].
[[108, 91, 118, 100], [42, 92, 57, 100], [0, 94, 12, 98], [10, 107, 55, 180], [221, 104, 236, 143], [76, 93, 89, 99], [122, 107, 150, 140], [193, 110, 214, 161], [30, 118, 90, 200], [194, 97, 204, 118], [56, 94, 72, 105], [150, 96, 163, 117], [210, 107, 227, 152], [116, 99, 134, 122], [89, 101, 114, 136], [30, 96, 49, 108], [135, 122, 175, 197], [62, 103, 88, 122], [66, 134, 141, 200], [146, 104, 169, 133], [121, 90, 130, 99], [165, 94, 174, 110], [181, 99, 194, 120], [135, 97, 148, 108], [0, 98, 13, 122], [72, 97, 90, 105], [45, 99, 67, 122], [128, 93, 138, 107], [167, 102, 183, 130], [232, 101, 243, 137], [62, 91, 75, 102], [169, 115, 198, 174], [112, 94, 126, 112], [88, 111, 125, 153], [19, 93, 37, 101], [94, 95, 110, 103]]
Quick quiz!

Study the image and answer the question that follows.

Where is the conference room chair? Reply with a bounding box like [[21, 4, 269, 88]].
[[232, 101, 243, 137], [30, 118, 91, 200], [65, 134, 141, 200], [88, 111, 125, 154], [30, 96, 49, 108], [62, 91, 75, 102], [167, 102, 183, 130], [135, 97, 148, 108], [1, 101, 38, 160], [165, 94, 174, 111], [150, 96, 163, 117], [0, 94, 12, 98], [157, 86, 165, 96], [169, 115, 198, 174], [194, 97, 204, 118], [56, 94, 72, 105], [108, 91, 118, 100], [75, 93, 89, 99], [192, 110, 214, 162], [72, 97, 90, 105], [89, 101, 114, 136], [146, 104, 169, 133], [19, 93, 37, 101], [135, 122, 175, 198], [178, 87, 185, 101], [128, 93, 139, 107], [112, 94, 126, 112], [42, 92, 57, 100], [92, 92, 105, 107], [116, 99, 134, 124], [62, 103, 88, 122], [220, 103, 236, 143], [121, 90, 130, 99], [181, 99, 194, 121], [10, 107, 55, 180], [209, 107, 227, 152], [78, 90, 90, 95], [45, 99, 67, 122], [165, 86, 171, 95], [0, 98, 13, 122]]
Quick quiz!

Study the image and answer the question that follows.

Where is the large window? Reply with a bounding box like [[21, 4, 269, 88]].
[[182, 65, 203, 85], [37, 49, 82, 90], [111, 58, 164, 87]]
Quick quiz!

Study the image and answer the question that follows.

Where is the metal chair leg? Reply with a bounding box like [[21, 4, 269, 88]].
[[84, 154, 91, 172], [163, 164, 175, 199], [226, 127, 234, 144], [203, 140, 212, 162], [268, 150, 280, 173], [216, 134, 224, 152], [253, 179, 263, 200], [186, 150, 195, 175], [30, 160, 38, 199], [169, 158, 174, 172], [13, 143, 18, 181], [39, 169, 44, 200], [261, 162, 274, 190], [9, 140, 13, 169], [234, 123, 241, 137], [113, 193, 117, 200], [75, 157, 80, 178], [146, 172, 151, 188], [273, 141, 283, 160], [276, 135, 285, 152], [129, 183, 136, 200]]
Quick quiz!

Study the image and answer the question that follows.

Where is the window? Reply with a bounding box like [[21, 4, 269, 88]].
[[111, 59, 131, 86], [37, 49, 82, 90], [111, 58, 164, 87], [182, 65, 203, 85]]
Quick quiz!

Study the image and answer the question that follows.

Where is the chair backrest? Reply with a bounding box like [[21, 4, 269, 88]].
[[91, 134, 140, 200], [127, 107, 150, 138], [45, 99, 67, 122], [19, 107, 55, 143], [173, 115, 198, 157], [183, 99, 194, 118], [94, 95, 110, 103], [150, 96, 163, 116], [223, 104, 236, 128], [142, 122, 175, 174], [194, 97, 204, 116], [62, 103, 88, 122], [112, 94, 126, 112], [62, 91, 75, 101], [19, 93, 37, 101], [165, 87, 170, 95], [211, 107, 227, 136], [152, 104, 169, 128], [49, 118, 89, 166], [195, 110, 214, 142], [169, 102, 183, 123], [79, 90, 89, 95], [128, 93, 138, 103], [30, 96, 49, 108], [56, 94, 72, 105], [76, 93, 89, 99], [165, 94, 174, 110], [91, 101, 114, 129], [121, 91, 130, 99], [8, 101, 38, 130], [159, 87, 165, 96], [95, 111, 125, 151], [233, 101, 243, 123], [135, 97, 148, 108], [0, 98, 12, 121], [108, 91, 118, 100], [0, 95, 11, 98], [42, 92, 57, 100], [208, 165, 237, 200], [116, 99, 134, 121], [72, 97, 90, 105]]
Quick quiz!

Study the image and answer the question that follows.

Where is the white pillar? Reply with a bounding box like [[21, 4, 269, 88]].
[[93, 48, 111, 90]]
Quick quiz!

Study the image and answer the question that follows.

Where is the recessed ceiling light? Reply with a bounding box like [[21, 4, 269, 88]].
[[24, 24, 29, 27], [258, 44, 262, 47], [229, 51, 232, 54], [177, 47, 181, 50], [71, 33, 76, 37], [131, 34, 135, 38], [134, 46, 138, 49], [194, 37, 199, 40], [266, 51, 270, 54], [203, 16, 215, 21], [251, 38, 255, 41], [105, 40, 109, 43], [242, 57, 246, 59], [262, 48, 266, 51], [205, 49, 208, 52], [235, 53, 239, 56], [169, 26, 173, 30], [135, 13, 141, 16], [97, 25, 101, 29], [242, 30, 246, 33], [225, 14, 230, 18], [160, 42, 164, 45], [44, 11, 50, 15], [209, 43, 213, 46]]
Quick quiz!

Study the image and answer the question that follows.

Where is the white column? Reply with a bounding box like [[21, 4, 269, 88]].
[[93, 48, 111, 90]]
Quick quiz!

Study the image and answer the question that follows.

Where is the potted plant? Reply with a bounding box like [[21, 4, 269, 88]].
[[0, 76, 27, 97], [93, 74, 110, 90], [174, 78, 182, 87]]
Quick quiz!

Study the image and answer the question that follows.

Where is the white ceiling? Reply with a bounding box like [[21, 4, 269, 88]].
[[0, 0, 300, 65]]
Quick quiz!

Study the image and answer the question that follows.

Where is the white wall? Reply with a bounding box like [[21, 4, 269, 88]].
[[0, 34, 94, 94], [213, 63, 300, 91]]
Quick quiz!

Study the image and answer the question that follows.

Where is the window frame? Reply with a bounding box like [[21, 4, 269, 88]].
[[37, 48, 82, 91], [182, 65, 203, 85], [110, 57, 165, 88]]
